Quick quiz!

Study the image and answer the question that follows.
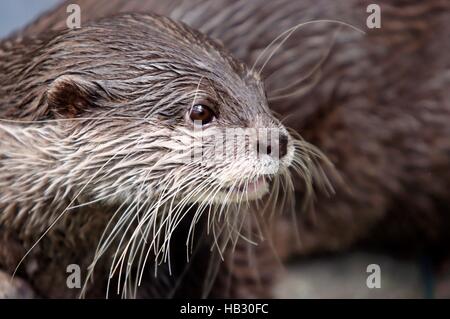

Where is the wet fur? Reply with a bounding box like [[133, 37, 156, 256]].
[[1, 0, 450, 298], [18, 0, 450, 252], [0, 13, 324, 297]]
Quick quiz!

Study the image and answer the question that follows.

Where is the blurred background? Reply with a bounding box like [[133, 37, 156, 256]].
[[0, 0, 59, 38], [1, 0, 448, 299]]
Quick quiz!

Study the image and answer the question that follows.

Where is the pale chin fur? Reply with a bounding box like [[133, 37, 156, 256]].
[[214, 177, 270, 203], [191, 141, 295, 205]]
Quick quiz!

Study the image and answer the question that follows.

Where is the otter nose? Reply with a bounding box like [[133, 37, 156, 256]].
[[256, 132, 289, 159]]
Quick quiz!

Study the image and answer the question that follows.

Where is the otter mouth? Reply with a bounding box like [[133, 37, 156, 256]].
[[219, 176, 269, 202]]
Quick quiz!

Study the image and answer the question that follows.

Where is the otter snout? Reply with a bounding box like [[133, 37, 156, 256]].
[[256, 131, 289, 159]]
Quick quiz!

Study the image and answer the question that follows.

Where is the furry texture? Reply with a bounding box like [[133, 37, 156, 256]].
[[1, 0, 450, 298], [18, 0, 450, 252], [0, 13, 325, 298]]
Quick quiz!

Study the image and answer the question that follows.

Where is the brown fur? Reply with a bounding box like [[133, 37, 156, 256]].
[[0, 12, 299, 298], [1, 0, 450, 298], [18, 0, 450, 252]]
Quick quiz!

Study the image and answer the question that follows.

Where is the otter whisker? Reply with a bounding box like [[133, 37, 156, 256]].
[[80, 199, 130, 297], [133, 183, 195, 281], [128, 163, 212, 284], [201, 246, 224, 298], [162, 172, 226, 259], [70, 136, 149, 212], [90, 146, 187, 296], [107, 194, 156, 297], [116, 179, 177, 278], [92, 192, 147, 291], [13, 137, 133, 280], [0, 116, 147, 125], [267, 25, 342, 101], [251, 19, 366, 75], [184, 168, 244, 252]]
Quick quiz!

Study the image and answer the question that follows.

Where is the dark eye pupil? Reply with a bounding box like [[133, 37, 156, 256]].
[[190, 104, 214, 124]]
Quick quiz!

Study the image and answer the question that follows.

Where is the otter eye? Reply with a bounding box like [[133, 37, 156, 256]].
[[189, 104, 215, 124]]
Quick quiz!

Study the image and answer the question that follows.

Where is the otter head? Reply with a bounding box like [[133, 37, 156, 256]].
[[0, 14, 318, 292], [2, 13, 301, 205]]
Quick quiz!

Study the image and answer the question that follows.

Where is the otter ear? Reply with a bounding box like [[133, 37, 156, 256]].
[[46, 75, 102, 118]]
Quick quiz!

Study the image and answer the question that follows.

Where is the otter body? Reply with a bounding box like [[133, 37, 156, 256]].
[[1, 0, 450, 298], [19, 0, 450, 252]]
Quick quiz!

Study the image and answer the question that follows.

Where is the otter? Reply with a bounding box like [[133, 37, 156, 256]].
[[16, 0, 450, 251], [2, 0, 450, 298], [0, 12, 321, 298]]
